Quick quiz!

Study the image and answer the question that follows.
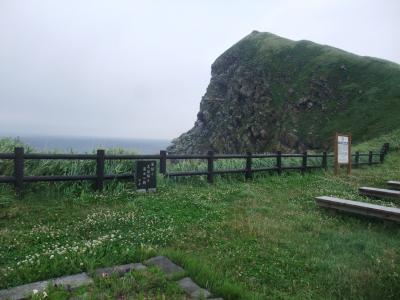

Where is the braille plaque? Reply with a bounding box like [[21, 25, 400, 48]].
[[136, 160, 156, 191]]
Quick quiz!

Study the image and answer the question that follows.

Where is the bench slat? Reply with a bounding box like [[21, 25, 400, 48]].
[[388, 181, 400, 190], [359, 187, 400, 199], [315, 196, 400, 223]]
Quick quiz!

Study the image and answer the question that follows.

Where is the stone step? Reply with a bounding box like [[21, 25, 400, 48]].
[[0, 280, 49, 300], [144, 256, 185, 279], [95, 263, 147, 278], [0, 273, 93, 300], [53, 273, 93, 291], [177, 277, 211, 299]]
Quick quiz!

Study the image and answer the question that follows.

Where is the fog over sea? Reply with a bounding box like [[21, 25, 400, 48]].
[[2, 135, 171, 154]]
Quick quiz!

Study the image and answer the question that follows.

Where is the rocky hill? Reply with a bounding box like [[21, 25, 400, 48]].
[[168, 31, 400, 153]]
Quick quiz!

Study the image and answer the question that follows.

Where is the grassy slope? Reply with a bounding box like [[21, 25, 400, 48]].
[[353, 128, 400, 152], [1, 145, 400, 299]]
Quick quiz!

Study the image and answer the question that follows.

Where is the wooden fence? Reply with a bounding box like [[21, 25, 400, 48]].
[[0, 143, 390, 195]]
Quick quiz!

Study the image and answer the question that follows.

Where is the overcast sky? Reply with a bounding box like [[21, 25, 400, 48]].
[[1, 0, 399, 140]]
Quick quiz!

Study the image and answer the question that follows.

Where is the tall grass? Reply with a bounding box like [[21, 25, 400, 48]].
[[0, 137, 384, 195], [0, 138, 136, 195]]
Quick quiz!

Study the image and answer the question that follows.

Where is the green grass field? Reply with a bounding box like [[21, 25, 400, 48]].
[[1, 143, 400, 299]]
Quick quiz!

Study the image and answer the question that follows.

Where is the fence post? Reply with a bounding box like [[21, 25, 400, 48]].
[[383, 143, 389, 155], [368, 151, 373, 165], [322, 152, 327, 171], [160, 150, 167, 175], [245, 152, 252, 180], [301, 151, 307, 175], [96, 149, 105, 191], [14, 147, 24, 197], [277, 151, 282, 175], [380, 151, 385, 163], [207, 150, 214, 184], [355, 151, 360, 167]]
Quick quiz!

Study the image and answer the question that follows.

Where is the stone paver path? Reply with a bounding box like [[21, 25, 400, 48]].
[[178, 277, 211, 299], [0, 273, 93, 300], [144, 255, 185, 278], [0, 256, 222, 300], [95, 262, 147, 278]]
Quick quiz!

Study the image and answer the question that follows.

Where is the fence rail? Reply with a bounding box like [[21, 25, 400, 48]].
[[0, 143, 390, 195]]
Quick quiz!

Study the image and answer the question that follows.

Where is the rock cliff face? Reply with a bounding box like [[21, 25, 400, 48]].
[[168, 31, 400, 153]]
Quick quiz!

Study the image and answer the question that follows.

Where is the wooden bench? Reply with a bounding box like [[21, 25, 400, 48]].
[[387, 181, 400, 190], [359, 186, 400, 200], [315, 196, 400, 223]]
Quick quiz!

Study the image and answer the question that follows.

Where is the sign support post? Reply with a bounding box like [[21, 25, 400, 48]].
[[334, 133, 339, 175], [347, 135, 352, 175]]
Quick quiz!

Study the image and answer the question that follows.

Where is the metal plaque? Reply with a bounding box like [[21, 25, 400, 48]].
[[337, 135, 349, 164]]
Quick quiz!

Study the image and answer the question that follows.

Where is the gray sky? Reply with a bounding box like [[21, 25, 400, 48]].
[[1, 0, 399, 140]]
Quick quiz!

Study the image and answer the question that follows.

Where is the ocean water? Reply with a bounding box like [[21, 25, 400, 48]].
[[3, 135, 171, 154]]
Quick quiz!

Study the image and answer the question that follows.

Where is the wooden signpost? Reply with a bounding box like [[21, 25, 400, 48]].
[[334, 133, 352, 175]]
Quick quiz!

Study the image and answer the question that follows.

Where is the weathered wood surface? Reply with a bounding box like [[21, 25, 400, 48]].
[[387, 181, 400, 190], [315, 196, 400, 223], [359, 186, 400, 200]]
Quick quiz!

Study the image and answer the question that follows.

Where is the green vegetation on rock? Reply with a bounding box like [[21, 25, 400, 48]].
[[168, 31, 400, 153]]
